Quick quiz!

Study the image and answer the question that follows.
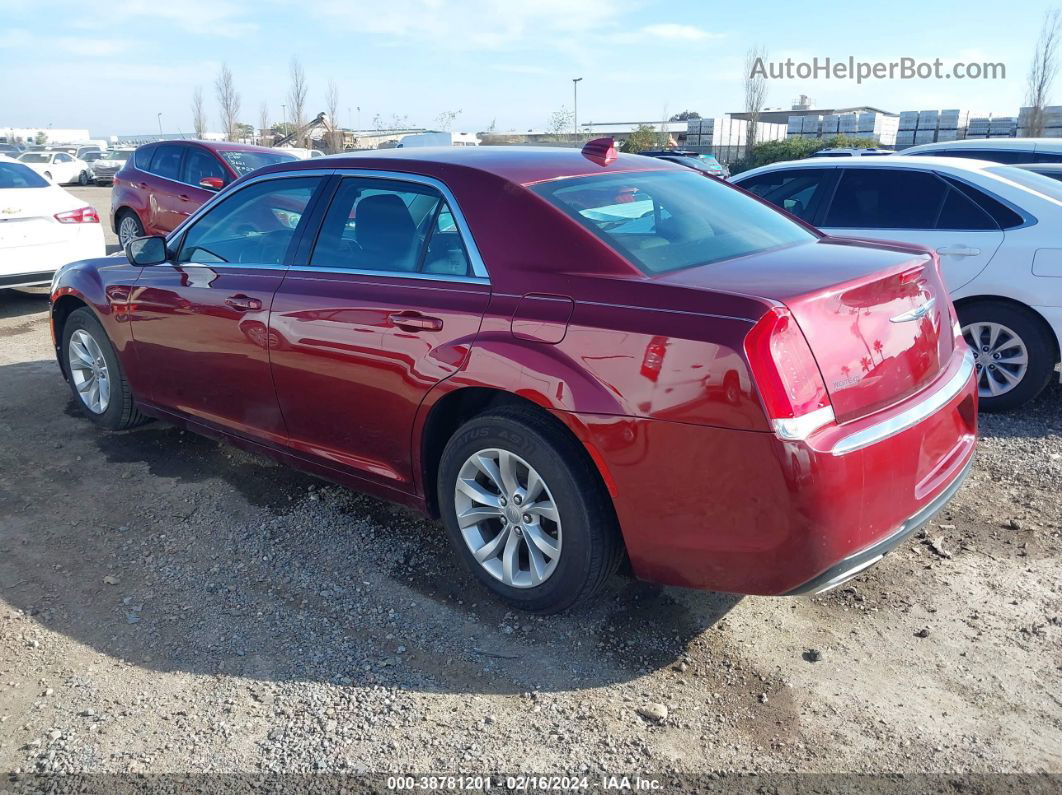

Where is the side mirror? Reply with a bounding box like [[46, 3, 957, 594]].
[[125, 235, 168, 266], [199, 176, 224, 191]]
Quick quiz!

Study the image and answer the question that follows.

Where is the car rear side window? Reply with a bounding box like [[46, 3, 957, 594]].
[[309, 177, 472, 276], [176, 177, 323, 265], [735, 168, 833, 223], [935, 186, 997, 230], [823, 168, 947, 229], [181, 149, 226, 186], [134, 146, 154, 170], [150, 145, 184, 181], [1035, 151, 1062, 163], [533, 170, 816, 275], [942, 175, 1027, 228]]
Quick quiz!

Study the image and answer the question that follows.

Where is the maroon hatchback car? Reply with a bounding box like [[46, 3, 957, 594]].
[[111, 139, 297, 247], [52, 142, 977, 612]]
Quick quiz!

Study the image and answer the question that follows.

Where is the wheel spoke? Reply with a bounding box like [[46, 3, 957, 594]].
[[456, 477, 500, 508], [526, 541, 547, 586], [470, 453, 504, 494], [497, 450, 520, 496], [523, 524, 560, 559], [996, 350, 1027, 365], [525, 468, 544, 502], [527, 501, 559, 524], [70, 341, 94, 368], [500, 529, 521, 586], [985, 371, 1003, 395], [986, 323, 1001, 351], [472, 525, 510, 563], [996, 366, 1021, 385], [457, 503, 503, 528]]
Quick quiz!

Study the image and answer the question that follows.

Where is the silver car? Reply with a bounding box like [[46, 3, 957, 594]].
[[92, 149, 135, 185]]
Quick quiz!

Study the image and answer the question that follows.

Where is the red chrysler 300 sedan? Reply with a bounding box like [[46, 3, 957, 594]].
[[50, 143, 977, 612]]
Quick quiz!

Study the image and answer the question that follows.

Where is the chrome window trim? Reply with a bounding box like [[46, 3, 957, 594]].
[[831, 349, 975, 456], [165, 167, 490, 282]]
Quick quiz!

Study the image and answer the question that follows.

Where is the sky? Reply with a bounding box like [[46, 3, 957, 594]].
[[0, 0, 1051, 138]]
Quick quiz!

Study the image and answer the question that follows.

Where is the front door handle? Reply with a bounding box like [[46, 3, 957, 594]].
[[225, 294, 262, 312], [936, 245, 981, 257], [178, 194, 190, 201], [388, 311, 443, 331]]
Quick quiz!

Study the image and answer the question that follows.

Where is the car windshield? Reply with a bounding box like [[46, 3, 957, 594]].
[[19, 153, 50, 163], [533, 170, 816, 275], [104, 151, 133, 161], [988, 166, 1062, 203], [697, 154, 722, 166], [220, 150, 298, 176], [0, 161, 49, 188]]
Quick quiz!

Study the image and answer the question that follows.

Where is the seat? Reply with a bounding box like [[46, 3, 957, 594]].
[[354, 194, 417, 271]]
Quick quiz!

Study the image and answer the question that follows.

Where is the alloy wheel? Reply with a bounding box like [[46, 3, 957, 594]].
[[118, 216, 141, 246], [962, 321, 1029, 398], [67, 329, 110, 414], [454, 448, 562, 589]]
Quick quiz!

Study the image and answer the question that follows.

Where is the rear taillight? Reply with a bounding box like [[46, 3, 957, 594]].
[[54, 207, 100, 224], [744, 306, 835, 440]]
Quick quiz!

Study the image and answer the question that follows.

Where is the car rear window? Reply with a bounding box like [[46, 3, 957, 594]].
[[219, 150, 298, 176], [0, 162, 49, 188], [533, 170, 816, 275], [19, 153, 50, 163]]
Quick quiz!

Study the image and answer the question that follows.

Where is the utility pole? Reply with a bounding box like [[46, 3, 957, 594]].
[[157, 112, 163, 136], [281, 104, 287, 136], [572, 77, 583, 139]]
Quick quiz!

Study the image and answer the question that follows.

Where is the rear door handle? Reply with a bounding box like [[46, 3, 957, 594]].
[[225, 294, 262, 312], [936, 245, 981, 257], [388, 311, 443, 331], [178, 194, 190, 201]]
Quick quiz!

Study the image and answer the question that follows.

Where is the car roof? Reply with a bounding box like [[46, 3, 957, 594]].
[[257, 145, 677, 186], [140, 139, 283, 155], [736, 155, 1004, 179], [902, 137, 1062, 153], [1015, 161, 1062, 171]]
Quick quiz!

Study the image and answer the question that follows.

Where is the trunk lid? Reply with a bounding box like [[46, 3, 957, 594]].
[[658, 236, 955, 423]]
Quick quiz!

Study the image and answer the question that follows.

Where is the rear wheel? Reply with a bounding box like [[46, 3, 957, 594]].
[[78, 170, 89, 186], [117, 211, 144, 247], [959, 301, 1055, 411], [437, 408, 622, 613], [61, 308, 148, 430]]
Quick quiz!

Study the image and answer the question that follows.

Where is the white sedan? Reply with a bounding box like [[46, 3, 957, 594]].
[[731, 155, 1062, 411], [0, 158, 105, 289], [17, 151, 92, 186]]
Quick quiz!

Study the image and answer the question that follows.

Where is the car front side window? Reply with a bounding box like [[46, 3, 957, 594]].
[[176, 177, 323, 266], [736, 169, 833, 222]]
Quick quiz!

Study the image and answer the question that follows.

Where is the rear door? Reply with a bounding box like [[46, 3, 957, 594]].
[[127, 174, 328, 441], [144, 144, 187, 234], [268, 174, 491, 493], [818, 167, 1003, 292]]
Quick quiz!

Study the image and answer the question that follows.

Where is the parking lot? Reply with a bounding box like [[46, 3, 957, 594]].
[[0, 185, 1060, 779]]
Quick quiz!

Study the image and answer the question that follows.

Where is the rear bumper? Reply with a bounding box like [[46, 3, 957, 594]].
[[784, 454, 973, 594], [560, 346, 978, 595], [0, 227, 105, 288]]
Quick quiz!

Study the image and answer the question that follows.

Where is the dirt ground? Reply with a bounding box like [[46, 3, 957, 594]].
[[1, 187, 1060, 785]]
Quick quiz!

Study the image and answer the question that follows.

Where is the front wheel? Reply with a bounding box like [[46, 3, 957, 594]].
[[959, 301, 1056, 412], [61, 308, 148, 430], [78, 170, 89, 186], [437, 408, 622, 613]]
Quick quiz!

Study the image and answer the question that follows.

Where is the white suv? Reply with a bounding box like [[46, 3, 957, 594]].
[[732, 155, 1062, 410], [899, 137, 1062, 164]]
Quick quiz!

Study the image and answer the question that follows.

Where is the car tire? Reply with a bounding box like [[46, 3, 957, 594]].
[[78, 170, 89, 186], [437, 407, 623, 613], [958, 301, 1056, 412], [117, 211, 144, 247], [61, 307, 149, 430]]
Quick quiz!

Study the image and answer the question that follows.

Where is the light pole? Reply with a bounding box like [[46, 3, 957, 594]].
[[572, 77, 583, 139], [157, 112, 163, 136]]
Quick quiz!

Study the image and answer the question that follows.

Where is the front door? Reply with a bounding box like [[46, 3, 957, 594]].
[[269, 176, 490, 492], [127, 174, 327, 443]]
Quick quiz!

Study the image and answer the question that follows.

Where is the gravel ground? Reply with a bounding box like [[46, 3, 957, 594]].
[[1, 187, 1060, 784]]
